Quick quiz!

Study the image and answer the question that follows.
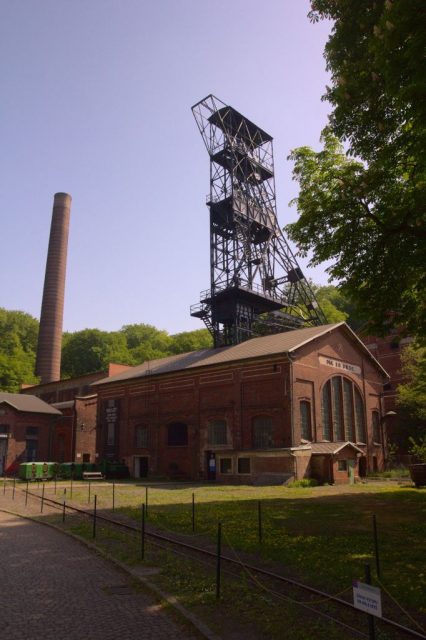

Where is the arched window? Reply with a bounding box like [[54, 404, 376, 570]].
[[135, 425, 149, 448], [321, 377, 365, 442], [167, 422, 188, 446], [253, 416, 273, 449], [208, 420, 227, 445], [372, 411, 381, 443], [300, 401, 312, 440]]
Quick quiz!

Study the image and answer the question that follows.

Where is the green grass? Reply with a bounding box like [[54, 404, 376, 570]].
[[38, 480, 426, 639]]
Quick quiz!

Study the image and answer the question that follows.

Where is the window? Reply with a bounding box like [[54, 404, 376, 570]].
[[300, 401, 312, 440], [338, 460, 348, 471], [135, 425, 149, 448], [0, 425, 9, 435], [208, 420, 227, 445], [238, 458, 251, 474], [321, 377, 365, 442], [253, 416, 273, 449], [26, 426, 38, 437], [219, 458, 232, 474], [372, 411, 381, 443], [167, 422, 188, 446], [25, 439, 37, 462]]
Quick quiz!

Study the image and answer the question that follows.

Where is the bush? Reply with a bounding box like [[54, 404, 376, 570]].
[[287, 478, 319, 488]]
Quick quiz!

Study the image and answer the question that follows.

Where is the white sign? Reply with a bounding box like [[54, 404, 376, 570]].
[[353, 581, 382, 618], [319, 356, 361, 376]]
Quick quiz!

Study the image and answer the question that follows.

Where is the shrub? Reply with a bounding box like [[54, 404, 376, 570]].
[[287, 478, 319, 488]]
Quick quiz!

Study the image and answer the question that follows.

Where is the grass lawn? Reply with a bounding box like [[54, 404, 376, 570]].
[[37, 480, 426, 639]]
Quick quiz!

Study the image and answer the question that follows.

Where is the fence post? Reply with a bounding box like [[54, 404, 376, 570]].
[[93, 495, 97, 538], [258, 500, 262, 544], [12, 477, 16, 500], [3, 477, 5, 494], [372, 515, 380, 578], [41, 482, 45, 513], [141, 503, 145, 560], [216, 522, 222, 600], [365, 564, 376, 640], [62, 488, 67, 523], [192, 493, 195, 533]]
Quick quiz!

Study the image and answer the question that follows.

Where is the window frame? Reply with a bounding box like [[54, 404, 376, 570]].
[[252, 416, 274, 449], [237, 457, 251, 475], [167, 422, 188, 447], [135, 425, 149, 449], [321, 376, 365, 443], [219, 457, 233, 475], [300, 400, 312, 441], [208, 419, 228, 446]]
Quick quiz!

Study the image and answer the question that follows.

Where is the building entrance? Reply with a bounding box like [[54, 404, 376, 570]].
[[0, 438, 8, 476], [134, 456, 149, 478]]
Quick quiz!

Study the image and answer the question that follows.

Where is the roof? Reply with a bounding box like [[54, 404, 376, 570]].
[[310, 442, 365, 455], [0, 393, 62, 415], [93, 323, 388, 387]]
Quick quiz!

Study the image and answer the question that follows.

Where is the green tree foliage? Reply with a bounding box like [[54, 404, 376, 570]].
[[396, 342, 426, 421], [61, 329, 130, 378], [0, 308, 39, 391], [311, 284, 368, 330], [286, 1, 426, 337], [169, 329, 212, 354]]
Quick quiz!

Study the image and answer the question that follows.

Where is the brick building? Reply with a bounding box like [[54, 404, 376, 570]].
[[93, 323, 389, 484], [20, 364, 130, 464], [0, 393, 61, 475], [362, 333, 414, 454]]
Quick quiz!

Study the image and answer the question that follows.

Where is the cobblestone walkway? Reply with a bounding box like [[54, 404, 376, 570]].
[[0, 488, 196, 640]]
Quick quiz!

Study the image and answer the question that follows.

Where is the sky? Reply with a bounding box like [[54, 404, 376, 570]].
[[0, 0, 333, 335]]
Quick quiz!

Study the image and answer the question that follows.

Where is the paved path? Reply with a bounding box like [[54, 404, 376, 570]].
[[0, 505, 195, 640]]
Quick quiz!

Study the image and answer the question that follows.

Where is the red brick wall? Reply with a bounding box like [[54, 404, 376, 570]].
[[0, 407, 55, 473], [95, 326, 387, 482]]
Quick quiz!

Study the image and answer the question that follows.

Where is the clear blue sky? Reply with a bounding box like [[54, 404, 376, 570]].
[[1, 0, 332, 335]]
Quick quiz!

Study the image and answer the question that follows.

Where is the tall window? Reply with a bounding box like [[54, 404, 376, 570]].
[[167, 422, 188, 446], [25, 439, 37, 462], [253, 416, 273, 449], [300, 401, 312, 440], [321, 377, 365, 442], [135, 425, 149, 448], [208, 420, 227, 445], [372, 411, 381, 443]]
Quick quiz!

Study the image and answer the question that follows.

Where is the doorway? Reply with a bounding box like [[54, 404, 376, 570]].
[[206, 451, 216, 481], [0, 438, 8, 476], [134, 456, 149, 479]]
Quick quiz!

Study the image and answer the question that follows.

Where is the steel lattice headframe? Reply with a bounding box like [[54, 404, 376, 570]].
[[190, 94, 326, 347]]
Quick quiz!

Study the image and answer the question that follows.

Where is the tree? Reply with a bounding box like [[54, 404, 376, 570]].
[[61, 329, 131, 378], [169, 329, 213, 354], [396, 342, 426, 421], [0, 308, 39, 391], [286, 1, 426, 337]]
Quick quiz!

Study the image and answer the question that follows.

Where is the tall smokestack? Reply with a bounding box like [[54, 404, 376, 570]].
[[35, 192, 72, 383]]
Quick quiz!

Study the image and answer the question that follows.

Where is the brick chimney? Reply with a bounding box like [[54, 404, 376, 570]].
[[35, 192, 72, 383]]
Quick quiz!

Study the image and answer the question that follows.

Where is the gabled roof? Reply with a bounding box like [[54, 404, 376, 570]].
[[310, 442, 365, 455], [0, 393, 61, 415], [93, 323, 388, 387]]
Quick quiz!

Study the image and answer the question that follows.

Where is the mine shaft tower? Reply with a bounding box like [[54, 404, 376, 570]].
[[191, 94, 326, 348]]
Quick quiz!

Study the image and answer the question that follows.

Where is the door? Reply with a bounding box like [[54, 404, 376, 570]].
[[206, 451, 216, 481], [0, 438, 8, 475], [348, 459, 356, 485], [134, 456, 149, 478]]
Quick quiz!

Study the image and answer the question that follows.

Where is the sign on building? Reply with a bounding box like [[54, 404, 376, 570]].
[[319, 356, 361, 376], [353, 581, 382, 618]]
